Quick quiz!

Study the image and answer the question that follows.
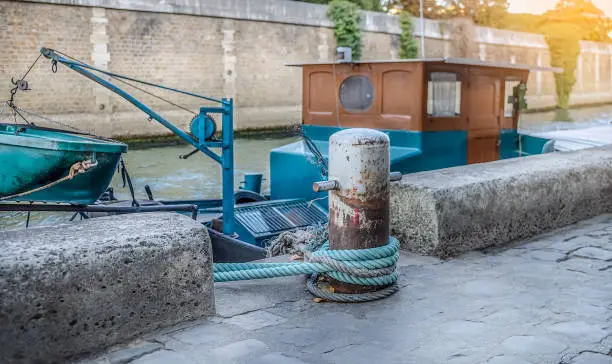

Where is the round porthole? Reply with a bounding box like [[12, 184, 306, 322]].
[[339, 76, 374, 112]]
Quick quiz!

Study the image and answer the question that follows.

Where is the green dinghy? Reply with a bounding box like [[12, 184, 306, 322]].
[[0, 123, 127, 204]]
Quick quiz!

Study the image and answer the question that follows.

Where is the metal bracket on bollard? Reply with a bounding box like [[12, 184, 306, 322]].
[[313, 180, 339, 192], [313, 172, 402, 192]]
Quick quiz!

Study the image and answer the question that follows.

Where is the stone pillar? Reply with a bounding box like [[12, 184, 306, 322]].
[[444, 40, 451, 58], [221, 19, 237, 101], [577, 53, 583, 91], [479, 44, 486, 61], [318, 28, 330, 62], [609, 46, 612, 91], [536, 50, 543, 96], [90, 7, 112, 135], [595, 52, 600, 91], [448, 18, 477, 59], [610, 48, 612, 91], [390, 35, 399, 60]]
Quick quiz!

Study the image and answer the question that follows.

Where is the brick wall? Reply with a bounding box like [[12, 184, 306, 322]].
[[1, 2, 94, 114], [1, 0, 612, 138]]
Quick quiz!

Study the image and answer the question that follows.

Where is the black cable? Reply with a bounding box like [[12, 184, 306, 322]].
[[53, 49, 222, 104], [120, 158, 139, 207], [8, 53, 41, 107], [301, 129, 328, 177], [8, 105, 123, 143], [21, 53, 42, 80], [53, 50, 90, 67], [6, 48, 196, 139], [112, 76, 197, 116], [6, 53, 44, 126], [54, 50, 197, 115], [69, 212, 79, 221], [11, 106, 34, 126]]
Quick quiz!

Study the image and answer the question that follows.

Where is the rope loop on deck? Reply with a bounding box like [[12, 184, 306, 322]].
[[213, 236, 400, 303]]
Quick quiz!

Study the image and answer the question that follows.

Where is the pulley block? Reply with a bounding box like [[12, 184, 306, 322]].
[[189, 113, 217, 142]]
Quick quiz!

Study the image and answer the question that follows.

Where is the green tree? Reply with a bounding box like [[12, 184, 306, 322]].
[[500, 13, 545, 33], [542, 0, 612, 42], [354, 0, 383, 11], [473, 0, 509, 28], [298, 0, 383, 11], [390, 0, 510, 28], [500, 0, 611, 42], [393, 0, 447, 19], [399, 12, 419, 58], [327, 0, 363, 60], [537, 1, 612, 108], [542, 22, 582, 109]]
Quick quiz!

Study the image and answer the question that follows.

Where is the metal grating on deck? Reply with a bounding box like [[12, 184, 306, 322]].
[[234, 200, 328, 236]]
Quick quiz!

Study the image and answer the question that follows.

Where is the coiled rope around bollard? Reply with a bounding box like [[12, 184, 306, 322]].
[[213, 236, 400, 303]]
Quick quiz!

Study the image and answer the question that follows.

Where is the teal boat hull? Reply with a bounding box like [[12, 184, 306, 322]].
[[0, 124, 127, 204]]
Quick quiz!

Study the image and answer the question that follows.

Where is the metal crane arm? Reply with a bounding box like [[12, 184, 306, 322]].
[[40, 47, 236, 235]]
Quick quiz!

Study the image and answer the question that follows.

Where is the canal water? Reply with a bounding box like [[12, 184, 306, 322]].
[[2, 104, 611, 230], [519, 104, 612, 132]]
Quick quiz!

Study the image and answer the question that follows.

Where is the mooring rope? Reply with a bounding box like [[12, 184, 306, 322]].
[[0, 160, 98, 201], [214, 237, 400, 303]]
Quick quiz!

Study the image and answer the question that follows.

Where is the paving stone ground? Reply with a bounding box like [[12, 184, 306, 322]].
[[82, 215, 612, 364]]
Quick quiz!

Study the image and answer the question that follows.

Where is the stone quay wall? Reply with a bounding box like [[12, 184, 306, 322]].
[[390, 146, 612, 257], [1, 0, 612, 138]]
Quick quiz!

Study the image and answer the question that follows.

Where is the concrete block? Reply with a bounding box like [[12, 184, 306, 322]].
[[390, 146, 612, 257], [0, 212, 214, 364]]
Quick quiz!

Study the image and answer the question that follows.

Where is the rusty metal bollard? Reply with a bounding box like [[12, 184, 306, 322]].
[[313, 128, 399, 294]]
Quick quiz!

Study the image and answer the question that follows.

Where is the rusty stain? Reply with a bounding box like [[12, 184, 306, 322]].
[[352, 208, 360, 225], [328, 193, 390, 293]]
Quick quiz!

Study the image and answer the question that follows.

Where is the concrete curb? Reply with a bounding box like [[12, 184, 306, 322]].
[[390, 146, 612, 257], [0, 212, 214, 364]]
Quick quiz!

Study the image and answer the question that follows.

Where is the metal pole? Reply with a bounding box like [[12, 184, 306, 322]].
[[221, 98, 235, 236], [326, 128, 391, 294], [420, 0, 425, 58], [0, 203, 199, 220]]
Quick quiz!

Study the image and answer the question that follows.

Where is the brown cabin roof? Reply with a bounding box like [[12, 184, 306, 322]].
[[285, 57, 563, 73]]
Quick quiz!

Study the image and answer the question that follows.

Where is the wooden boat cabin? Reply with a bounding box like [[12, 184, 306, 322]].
[[269, 58, 558, 205]]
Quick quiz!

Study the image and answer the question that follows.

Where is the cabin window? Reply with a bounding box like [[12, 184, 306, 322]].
[[339, 76, 375, 112], [427, 72, 461, 117], [504, 80, 521, 117]]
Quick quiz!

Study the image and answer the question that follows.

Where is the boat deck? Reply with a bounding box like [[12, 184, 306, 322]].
[[81, 214, 612, 364]]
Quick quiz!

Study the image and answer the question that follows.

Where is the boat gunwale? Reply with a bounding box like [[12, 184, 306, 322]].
[[0, 123, 127, 154]]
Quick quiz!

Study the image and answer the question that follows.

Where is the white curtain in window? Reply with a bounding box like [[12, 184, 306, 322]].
[[430, 72, 459, 117]]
